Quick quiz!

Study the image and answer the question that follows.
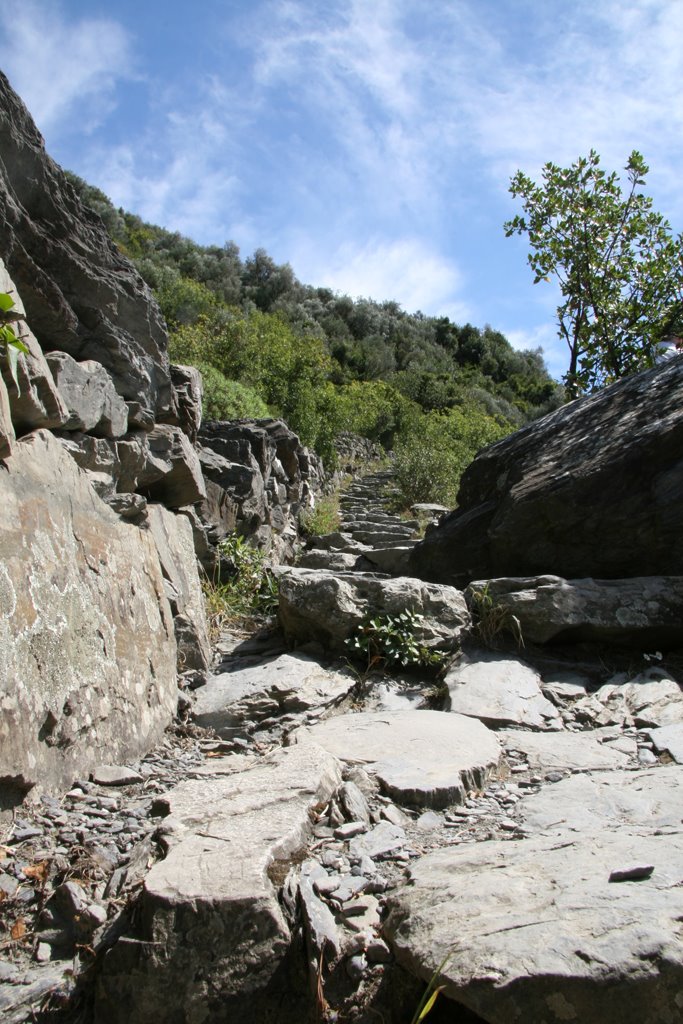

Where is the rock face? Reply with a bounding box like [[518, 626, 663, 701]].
[[0, 431, 178, 803], [465, 574, 683, 648], [277, 567, 469, 654], [97, 743, 342, 1024], [0, 72, 174, 426], [409, 358, 683, 587]]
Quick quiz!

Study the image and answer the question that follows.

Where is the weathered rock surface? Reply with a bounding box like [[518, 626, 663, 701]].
[[0, 257, 69, 434], [278, 568, 469, 653], [466, 574, 683, 647], [193, 652, 356, 733], [0, 74, 174, 425], [498, 727, 635, 772], [409, 358, 683, 586], [296, 710, 501, 808], [384, 828, 683, 1024], [446, 650, 562, 729], [0, 431, 177, 803], [44, 350, 128, 437], [146, 505, 211, 685], [96, 743, 341, 1024]]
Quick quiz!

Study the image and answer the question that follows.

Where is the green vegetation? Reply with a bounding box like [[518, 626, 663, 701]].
[[65, 170, 565, 508], [468, 583, 524, 650], [505, 150, 683, 394], [346, 610, 446, 672], [299, 491, 341, 537], [202, 534, 279, 636], [0, 292, 29, 390]]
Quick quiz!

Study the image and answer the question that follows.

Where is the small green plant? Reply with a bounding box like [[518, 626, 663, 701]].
[[201, 534, 279, 636], [468, 583, 523, 649], [346, 610, 445, 671], [299, 491, 341, 536], [0, 292, 29, 391], [409, 950, 453, 1024]]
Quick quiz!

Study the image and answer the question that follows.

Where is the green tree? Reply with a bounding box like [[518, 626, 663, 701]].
[[505, 150, 683, 393]]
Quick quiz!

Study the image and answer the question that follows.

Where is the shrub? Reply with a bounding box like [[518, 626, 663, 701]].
[[346, 611, 445, 672], [196, 363, 270, 421]]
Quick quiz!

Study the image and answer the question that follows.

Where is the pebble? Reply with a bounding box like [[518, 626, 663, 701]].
[[334, 821, 368, 840]]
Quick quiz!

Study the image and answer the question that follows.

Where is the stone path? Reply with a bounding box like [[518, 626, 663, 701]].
[[2, 466, 683, 1024]]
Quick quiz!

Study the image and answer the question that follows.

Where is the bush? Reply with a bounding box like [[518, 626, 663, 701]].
[[196, 363, 270, 421]]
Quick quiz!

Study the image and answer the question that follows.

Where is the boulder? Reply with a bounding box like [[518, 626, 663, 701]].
[[384, 827, 683, 1024], [169, 363, 202, 443], [295, 710, 501, 808], [0, 73, 174, 425], [446, 650, 562, 730], [44, 351, 128, 437], [277, 568, 469, 654], [0, 258, 68, 433], [193, 652, 356, 733], [0, 430, 177, 805], [409, 358, 683, 587], [136, 424, 206, 508], [96, 743, 341, 1024], [146, 506, 211, 684], [465, 575, 683, 648]]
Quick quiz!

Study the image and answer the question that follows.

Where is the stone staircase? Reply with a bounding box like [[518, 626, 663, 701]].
[[299, 467, 446, 576]]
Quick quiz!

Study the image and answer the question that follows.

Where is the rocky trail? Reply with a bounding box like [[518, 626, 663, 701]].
[[3, 466, 683, 1024]]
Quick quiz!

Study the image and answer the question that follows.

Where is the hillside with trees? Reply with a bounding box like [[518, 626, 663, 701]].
[[66, 172, 564, 506]]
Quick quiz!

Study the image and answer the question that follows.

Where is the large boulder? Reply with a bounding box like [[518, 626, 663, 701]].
[[465, 575, 683, 648], [96, 743, 341, 1024], [0, 72, 174, 426], [277, 568, 470, 654], [409, 358, 683, 587], [0, 431, 178, 806]]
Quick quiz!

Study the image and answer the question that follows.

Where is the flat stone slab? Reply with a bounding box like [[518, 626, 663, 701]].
[[98, 743, 341, 1018], [446, 651, 562, 730], [297, 710, 501, 808], [384, 829, 683, 1024], [646, 722, 683, 763], [498, 727, 634, 771], [518, 766, 683, 835], [193, 652, 356, 732]]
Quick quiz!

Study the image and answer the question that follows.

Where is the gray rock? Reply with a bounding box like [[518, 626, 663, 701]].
[[408, 357, 683, 586], [338, 780, 371, 824], [646, 723, 683, 763], [299, 859, 342, 963], [298, 710, 501, 809], [464, 575, 683, 647], [146, 505, 211, 681], [349, 821, 407, 861], [169, 364, 202, 443], [384, 828, 683, 1024], [278, 568, 470, 654], [498, 728, 634, 772], [91, 766, 143, 787], [44, 351, 128, 437], [193, 652, 355, 732], [97, 743, 341, 1022], [0, 258, 69, 433], [446, 650, 562, 729], [136, 424, 206, 509], [0, 76, 174, 423], [0, 430, 177, 800]]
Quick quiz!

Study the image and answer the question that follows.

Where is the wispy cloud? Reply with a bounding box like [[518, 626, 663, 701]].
[[292, 236, 470, 320], [0, 0, 134, 135]]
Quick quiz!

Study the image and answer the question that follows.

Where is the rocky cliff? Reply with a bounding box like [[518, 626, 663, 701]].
[[0, 74, 321, 812]]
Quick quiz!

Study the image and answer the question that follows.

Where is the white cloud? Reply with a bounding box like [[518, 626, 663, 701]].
[[293, 236, 470, 320], [0, 1, 133, 135]]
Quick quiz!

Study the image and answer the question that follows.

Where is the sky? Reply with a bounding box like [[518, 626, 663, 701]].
[[1, 0, 682, 381]]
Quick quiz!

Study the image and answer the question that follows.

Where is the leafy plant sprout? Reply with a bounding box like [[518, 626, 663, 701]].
[[345, 610, 446, 672], [0, 292, 29, 392]]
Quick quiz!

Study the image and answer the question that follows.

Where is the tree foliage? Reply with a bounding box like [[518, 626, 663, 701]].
[[505, 150, 683, 393]]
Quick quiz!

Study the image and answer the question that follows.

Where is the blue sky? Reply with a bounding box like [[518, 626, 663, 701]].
[[1, 0, 682, 380]]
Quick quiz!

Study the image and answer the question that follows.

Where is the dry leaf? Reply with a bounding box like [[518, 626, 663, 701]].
[[23, 860, 49, 885], [10, 918, 27, 941]]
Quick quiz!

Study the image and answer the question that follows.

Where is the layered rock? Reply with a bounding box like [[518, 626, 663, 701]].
[[409, 358, 683, 587], [0, 431, 178, 804], [0, 72, 174, 426]]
